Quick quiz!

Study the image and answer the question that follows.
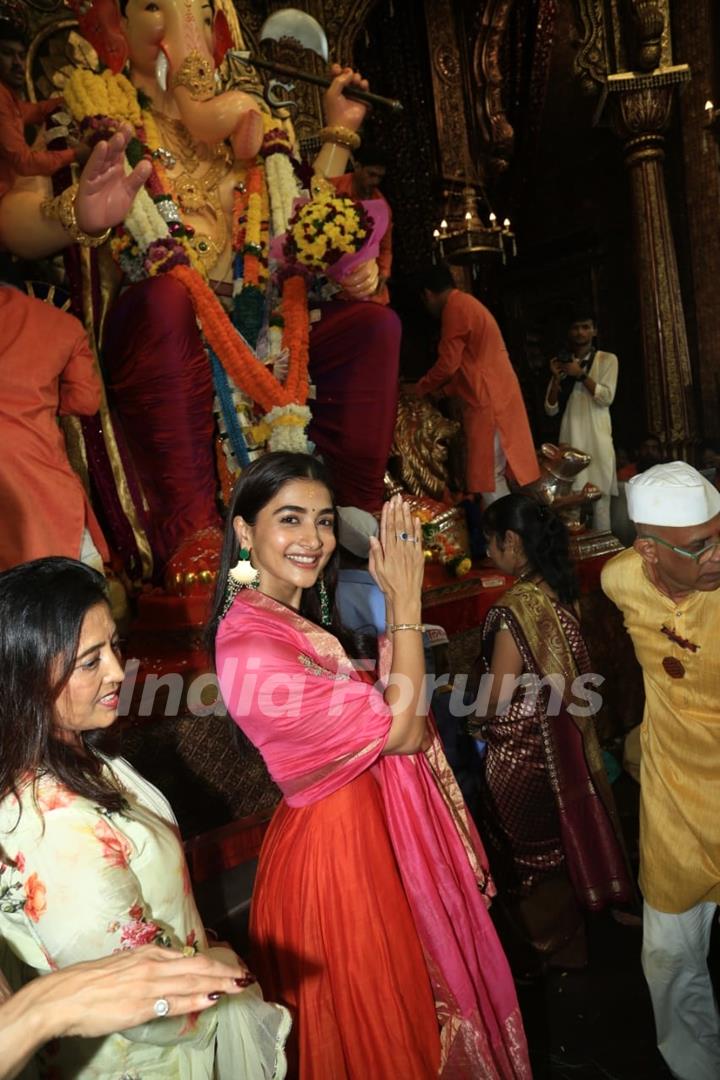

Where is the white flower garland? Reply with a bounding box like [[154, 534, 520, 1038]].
[[219, 137, 305, 469], [121, 160, 170, 247], [265, 150, 300, 237], [264, 404, 312, 453]]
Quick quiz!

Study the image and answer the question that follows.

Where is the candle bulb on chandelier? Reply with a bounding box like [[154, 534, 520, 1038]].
[[502, 217, 517, 257], [440, 218, 448, 236], [703, 102, 716, 155], [489, 211, 497, 230]]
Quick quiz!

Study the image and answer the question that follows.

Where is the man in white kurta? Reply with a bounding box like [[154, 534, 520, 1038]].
[[544, 316, 618, 531]]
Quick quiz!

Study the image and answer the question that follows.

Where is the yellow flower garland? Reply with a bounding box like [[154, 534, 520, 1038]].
[[65, 70, 142, 128]]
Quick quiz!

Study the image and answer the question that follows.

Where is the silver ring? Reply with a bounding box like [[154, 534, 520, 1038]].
[[153, 997, 170, 1018], [397, 531, 417, 542]]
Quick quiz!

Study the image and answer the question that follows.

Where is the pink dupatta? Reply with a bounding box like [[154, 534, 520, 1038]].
[[217, 592, 530, 1078]]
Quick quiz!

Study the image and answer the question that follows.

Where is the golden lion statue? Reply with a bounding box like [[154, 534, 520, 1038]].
[[388, 394, 461, 499], [386, 395, 470, 575]]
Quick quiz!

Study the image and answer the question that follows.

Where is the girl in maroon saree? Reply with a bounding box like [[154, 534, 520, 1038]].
[[471, 494, 634, 976]]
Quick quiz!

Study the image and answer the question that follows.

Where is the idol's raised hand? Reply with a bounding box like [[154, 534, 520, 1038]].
[[323, 63, 370, 132], [75, 124, 152, 237], [337, 257, 379, 301]]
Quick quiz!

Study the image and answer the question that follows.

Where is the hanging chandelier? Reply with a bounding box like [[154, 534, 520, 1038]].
[[432, 184, 516, 266]]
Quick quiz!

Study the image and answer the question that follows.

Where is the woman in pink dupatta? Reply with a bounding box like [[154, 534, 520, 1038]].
[[208, 453, 530, 1079]]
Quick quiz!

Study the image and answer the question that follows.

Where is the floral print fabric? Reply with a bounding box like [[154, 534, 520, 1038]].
[[0, 757, 289, 1079]]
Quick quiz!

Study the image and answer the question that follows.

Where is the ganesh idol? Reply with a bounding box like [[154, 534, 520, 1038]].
[[0, 0, 400, 583]]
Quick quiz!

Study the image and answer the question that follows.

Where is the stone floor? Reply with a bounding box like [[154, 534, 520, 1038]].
[[518, 914, 672, 1079], [517, 774, 718, 1078]]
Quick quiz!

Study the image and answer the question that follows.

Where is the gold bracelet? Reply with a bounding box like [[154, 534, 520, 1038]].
[[318, 125, 361, 151], [387, 623, 425, 633], [41, 184, 112, 248]]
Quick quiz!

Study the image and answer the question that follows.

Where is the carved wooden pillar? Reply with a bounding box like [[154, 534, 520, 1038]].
[[423, 0, 475, 184], [603, 73, 694, 456]]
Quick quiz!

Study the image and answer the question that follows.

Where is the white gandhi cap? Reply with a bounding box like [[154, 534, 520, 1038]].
[[337, 506, 378, 559], [626, 461, 720, 526]]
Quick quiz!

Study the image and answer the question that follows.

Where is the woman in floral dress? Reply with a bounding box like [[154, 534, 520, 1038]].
[[0, 556, 290, 1079]]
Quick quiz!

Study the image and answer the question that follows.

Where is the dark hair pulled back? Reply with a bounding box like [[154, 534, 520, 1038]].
[[483, 494, 579, 605]]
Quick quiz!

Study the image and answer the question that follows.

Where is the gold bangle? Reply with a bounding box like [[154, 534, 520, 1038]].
[[387, 623, 426, 633], [41, 184, 112, 248], [318, 125, 361, 151]]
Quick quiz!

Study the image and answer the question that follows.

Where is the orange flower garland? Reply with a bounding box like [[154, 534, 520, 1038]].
[[169, 264, 309, 413], [235, 162, 269, 288]]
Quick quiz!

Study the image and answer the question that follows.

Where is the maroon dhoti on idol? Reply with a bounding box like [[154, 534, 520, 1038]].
[[103, 275, 221, 573], [309, 300, 401, 512], [101, 281, 401, 572]]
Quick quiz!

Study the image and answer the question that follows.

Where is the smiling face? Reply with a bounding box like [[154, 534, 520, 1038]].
[[233, 479, 337, 609], [53, 603, 124, 745]]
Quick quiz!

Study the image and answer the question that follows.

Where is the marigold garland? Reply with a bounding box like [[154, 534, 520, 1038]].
[[169, 264, 308, 413], [66, 69, 142, 130]]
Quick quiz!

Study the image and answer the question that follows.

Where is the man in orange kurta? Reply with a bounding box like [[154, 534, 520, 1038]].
[[331, 143, 392, 307], [0, 18, 75, 203], [415, 264, 539, 500], [0, 283, 109, 569]]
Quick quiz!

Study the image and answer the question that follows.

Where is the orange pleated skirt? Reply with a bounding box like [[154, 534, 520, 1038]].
[[250, 770, 442, 1079]]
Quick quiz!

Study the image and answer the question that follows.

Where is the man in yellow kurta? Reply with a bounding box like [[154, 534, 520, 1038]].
[[601, 462, 720, 1080]]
